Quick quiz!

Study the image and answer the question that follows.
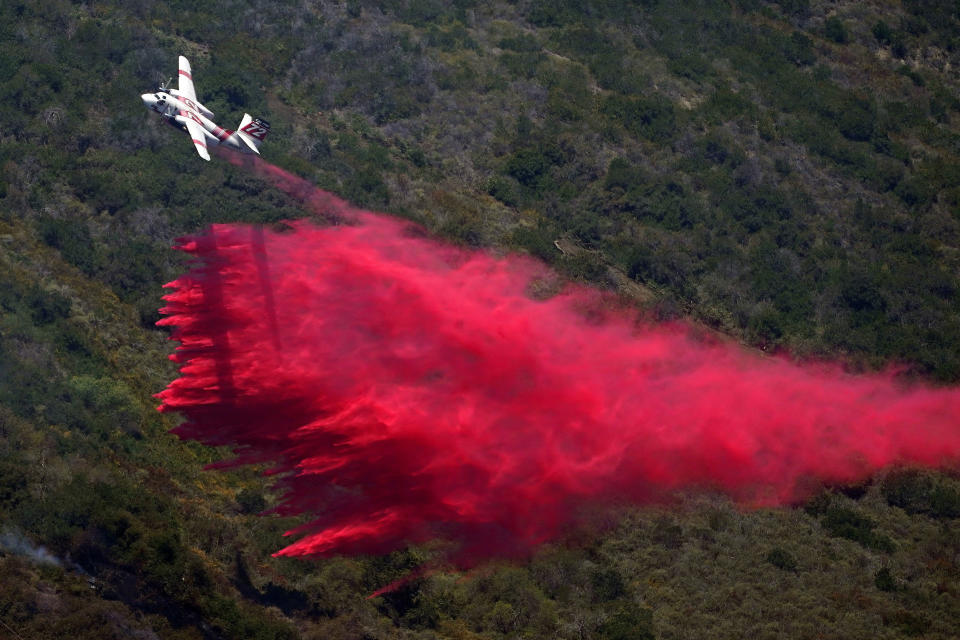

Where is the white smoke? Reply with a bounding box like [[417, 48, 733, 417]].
[[0, 528, 61, 567]]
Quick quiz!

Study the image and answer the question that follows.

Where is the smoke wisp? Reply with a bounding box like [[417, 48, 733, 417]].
[[157, 157, 960, 563], [1, 528, 62, 567]]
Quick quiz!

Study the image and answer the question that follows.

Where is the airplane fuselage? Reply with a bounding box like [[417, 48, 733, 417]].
[[141, 56, 270, 161], [141, 91, 251, 154]]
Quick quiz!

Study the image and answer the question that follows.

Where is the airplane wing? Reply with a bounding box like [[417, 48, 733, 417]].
[[184, 118, 211, 161], [178, 56, 197, 102]]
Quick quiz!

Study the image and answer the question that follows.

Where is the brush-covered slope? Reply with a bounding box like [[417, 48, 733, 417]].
[[0, 1, 958, 638]]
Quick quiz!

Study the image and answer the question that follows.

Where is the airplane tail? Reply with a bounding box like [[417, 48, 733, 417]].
[[235, 114, 270, 154]]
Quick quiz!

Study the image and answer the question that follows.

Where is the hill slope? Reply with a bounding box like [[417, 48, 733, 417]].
[[0, 1, 959, 639]]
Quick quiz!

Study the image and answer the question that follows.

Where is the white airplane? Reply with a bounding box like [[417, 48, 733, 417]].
[[141, 56, 270, 161]]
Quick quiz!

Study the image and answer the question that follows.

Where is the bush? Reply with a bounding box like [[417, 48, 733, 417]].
[[766, 547, 797, 571], [825, 17, 849, 44], [837, 96, 875, 142], [628, 180, 699, 231], [929, 484, 960, 519], [667, 52, 715, 80], [872, 21, 894, 46], [602, 95, 677, 142], [512, 223, 557, 263], [604, 157, 646, 192], [343, 167, 389, 208], [28, 289, 71, 325], [488, 176, 520, 206], [500, 51, 544, 79], [885, 609, 931, 636], [875, 567, 896, 591], [701, 85, 757, 123], [527, 1, 580, 28], [882, 470, 960, 518], [499, 34, 540, 52], [237, 488, 267, 514], [653, 518, 684, 549], [36, 216, 99, 275], [776, 0, 811, 18], [599, 600, 654, 640], [505, 147, 552, 188], [786, 32, 816, 66], [559, 252, 608, 282], [747, 306, 784, 345], [590, 567, 626, 602], [821, 506, 896, 552]]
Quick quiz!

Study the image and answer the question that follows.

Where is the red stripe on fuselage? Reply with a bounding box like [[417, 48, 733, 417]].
[[176, 100, 228, 143], [179, 108, 204, 126], [212, 126, 233, 141]]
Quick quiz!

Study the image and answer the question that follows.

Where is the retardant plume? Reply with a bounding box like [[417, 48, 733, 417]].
[[157, 158, 960, 563]]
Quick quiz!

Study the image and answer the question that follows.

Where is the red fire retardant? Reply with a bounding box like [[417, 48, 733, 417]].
[[156, 157, 960, 563]]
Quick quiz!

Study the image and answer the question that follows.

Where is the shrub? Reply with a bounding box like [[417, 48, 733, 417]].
[[512, 223, 557, 263], [500, 51, 544, 79], [629, 180, 699, 231], [599, 600, 654, 640], [667, 52, 715, 80], [766, 547, 798, 571], [604, 157, 644, 192], [36, 216, 99, 275], [776, 0, 811, 18], [872, 21, 894, 46], [653, 518, 683, 549], [786, 31, 816, 66], [28, 289, 71, 325], [747, 306, 785, 344], [505, 147, 552, 188], [237, 488, 266, 514], [897, 65, 924, 87], [837, 96, 876, 142], [559, 252, 608, 282], [343, 167, 389, 208], [527, 1, 580, 28], [487, 176, 520, 206], [929, 484, 960, 519], [822, 506, 896, 552], [499, 34, 540, 52], [602, 95, 677, 142], [875, 567, 896, 591], [882, 469, 960, 518], [590, 567, 626, 602], [701, 85, 757, 123], [885, 609, 931, 636], [825, 17, 849, 44]]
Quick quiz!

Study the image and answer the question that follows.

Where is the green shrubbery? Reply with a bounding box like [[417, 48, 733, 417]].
[[765, 547, 797, 571], [821, 505, 896, 552], [601, 95, 677, 142], [2, 1, 960, 637], [882, 469, 960, 519]]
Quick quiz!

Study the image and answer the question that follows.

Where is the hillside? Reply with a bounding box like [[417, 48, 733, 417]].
[[1, 1, 959, 639]]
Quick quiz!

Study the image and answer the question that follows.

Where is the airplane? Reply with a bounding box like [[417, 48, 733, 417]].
[[141, 56, 270, 161]]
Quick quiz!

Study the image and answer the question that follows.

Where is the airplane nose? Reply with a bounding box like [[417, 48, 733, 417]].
[[141, 93, 155, 108]]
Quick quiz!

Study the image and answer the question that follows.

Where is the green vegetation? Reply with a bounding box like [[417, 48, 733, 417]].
[[1, 1, 959, 638]]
